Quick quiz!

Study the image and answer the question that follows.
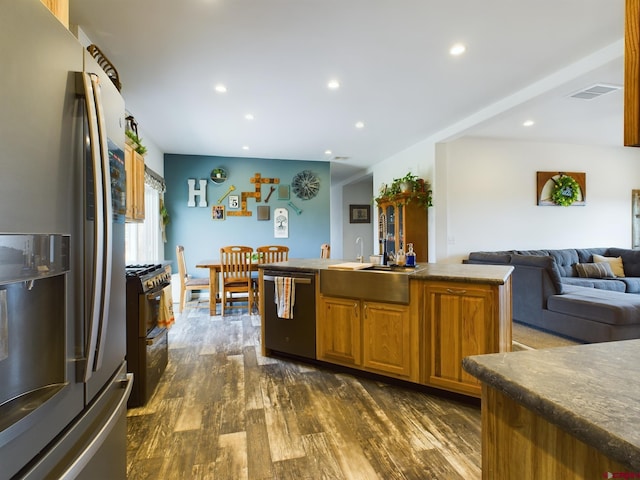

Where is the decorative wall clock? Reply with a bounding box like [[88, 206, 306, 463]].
[[292, 170, 320, 200]]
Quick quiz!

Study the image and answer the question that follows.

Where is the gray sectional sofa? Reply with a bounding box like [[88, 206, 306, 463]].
[[466, 248, 640, 343]]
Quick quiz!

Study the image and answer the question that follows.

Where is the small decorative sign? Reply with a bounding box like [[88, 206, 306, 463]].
[[228, 195, 239, 209], [274, 207, 289, 238]]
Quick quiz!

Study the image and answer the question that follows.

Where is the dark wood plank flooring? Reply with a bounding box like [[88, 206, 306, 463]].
[[126, 301, 481, 479]]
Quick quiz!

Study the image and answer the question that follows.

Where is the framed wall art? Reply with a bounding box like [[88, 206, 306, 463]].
[[257, 205, 270, 221], [349, 204, 371, 223], [278, 184, 290, 200], [212, 205, 225, 220], [537, 171, 586, 206]]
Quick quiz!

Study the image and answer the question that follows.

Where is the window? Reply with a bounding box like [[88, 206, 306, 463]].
[[125, 168, 165, 264]]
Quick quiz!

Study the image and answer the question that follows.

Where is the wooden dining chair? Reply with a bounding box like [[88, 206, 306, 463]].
[[257, 245, 289, 264], [254, 245, 290, 309], [321, 243, 331, 259], [220, 245, 254, 315], [176, 245, 210, 313]]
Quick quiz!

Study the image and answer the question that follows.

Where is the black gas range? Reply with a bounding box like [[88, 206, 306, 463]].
[[126, 263, 171, 294], [125, 263, 171, 407]]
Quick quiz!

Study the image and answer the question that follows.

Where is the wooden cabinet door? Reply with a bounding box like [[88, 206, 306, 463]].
[[317, 296, 361, 366], [362, 301, 412, 378], [125, 144, 134, 221], [133, 150, 145, 220], [40, 0, 69, 27], [125, 144, 145, 222], [425, 281, 495, 396]]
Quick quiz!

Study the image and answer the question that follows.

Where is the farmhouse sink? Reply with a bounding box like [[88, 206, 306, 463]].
[[320, 267, 410, 304], [364, 265, 417, 273]]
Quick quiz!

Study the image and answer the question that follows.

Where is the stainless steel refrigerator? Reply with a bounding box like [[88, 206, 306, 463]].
[[0, 1, 132, 478]]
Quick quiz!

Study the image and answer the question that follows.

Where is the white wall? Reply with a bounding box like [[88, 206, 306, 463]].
[[436, 137, 640, 263], [137, 125, 163, 176]]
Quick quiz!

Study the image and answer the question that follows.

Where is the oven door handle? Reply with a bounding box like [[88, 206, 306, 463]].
[[146, 328, 167, 346], [145, 284, 169, 300]]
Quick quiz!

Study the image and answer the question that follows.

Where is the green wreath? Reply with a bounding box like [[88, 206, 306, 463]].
[[551, 174, 580, 206]]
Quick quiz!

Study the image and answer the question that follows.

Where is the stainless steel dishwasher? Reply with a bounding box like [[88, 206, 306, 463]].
[[263, 270, 316, 359]]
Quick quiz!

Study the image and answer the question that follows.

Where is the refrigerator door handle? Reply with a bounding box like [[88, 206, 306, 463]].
[[58, 373, 133, 480], [91, 73, 113, 372], [81, 72, 104, 382]]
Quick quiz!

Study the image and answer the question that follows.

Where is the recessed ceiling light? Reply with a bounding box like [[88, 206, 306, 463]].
[[245, 113, 254, 120], [449, 43, 466, 56], [523, 120, 535, 127], [324, 150, 332, 155], [355, 121, 365, 129], [327, 80, 340, 90], [214, 84, 227, 93], [242, 145, 250, 150]]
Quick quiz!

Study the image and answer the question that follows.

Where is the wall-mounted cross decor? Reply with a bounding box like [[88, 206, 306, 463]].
[[227, 172, 279, 217]]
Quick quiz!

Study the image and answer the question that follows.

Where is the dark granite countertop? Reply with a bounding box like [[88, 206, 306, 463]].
[[462, 340, 640, 470], [259, 259, 513, 285], [409, 263, 512, 285]]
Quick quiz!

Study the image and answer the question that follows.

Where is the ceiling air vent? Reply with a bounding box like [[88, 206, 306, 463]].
[[568, 83, 621, 100], [332, 156, 350, 161]]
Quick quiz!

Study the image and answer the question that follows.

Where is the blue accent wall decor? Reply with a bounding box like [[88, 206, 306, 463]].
[[164, 154, 330, 277]]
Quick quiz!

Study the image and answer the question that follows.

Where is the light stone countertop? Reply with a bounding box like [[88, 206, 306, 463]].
[[258, 259, 513, 285], [462, 340, 640, 470]]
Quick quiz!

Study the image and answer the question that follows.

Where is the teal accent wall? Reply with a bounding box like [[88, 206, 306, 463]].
[[164, 154, 330, 277]]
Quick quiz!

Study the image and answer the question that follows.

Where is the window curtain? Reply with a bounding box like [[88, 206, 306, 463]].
[[124, 166, 166, 264]]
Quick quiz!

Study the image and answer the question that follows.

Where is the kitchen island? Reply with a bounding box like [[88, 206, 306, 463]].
[[259, 259, 513, 397], [463, 341, 640, 478]]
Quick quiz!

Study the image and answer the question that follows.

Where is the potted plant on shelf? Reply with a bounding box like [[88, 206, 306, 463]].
[[375, 172, 433, 208], [125, 129, 148, 156]]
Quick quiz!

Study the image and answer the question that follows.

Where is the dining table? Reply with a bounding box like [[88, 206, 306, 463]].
[[196, 259, 259, 315]]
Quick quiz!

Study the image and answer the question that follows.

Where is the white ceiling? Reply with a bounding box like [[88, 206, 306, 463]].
[[69, 0, 626, 183]]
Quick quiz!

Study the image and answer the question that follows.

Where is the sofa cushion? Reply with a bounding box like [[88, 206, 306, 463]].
[[561, 277, 626, 292], [593, 254, 625, 277], [515, 249, 550, 257], [576, 248, 609, 264], [548, 286, 640, 326], [548, 249, 579, 277], [607, 248, 640, 277], [511, 254, 564, 294], [467, 251, 512, 264], [616, 277, 640, 294], [575, 262, 614, 278]]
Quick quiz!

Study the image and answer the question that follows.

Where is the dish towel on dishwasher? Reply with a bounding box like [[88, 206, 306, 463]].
[[274, 276, 295, 319]]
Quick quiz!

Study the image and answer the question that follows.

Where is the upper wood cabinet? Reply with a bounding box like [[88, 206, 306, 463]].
[[40, 0, 68, 28], [377, 194, 428, 263], [125, 143, 145, 222]]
